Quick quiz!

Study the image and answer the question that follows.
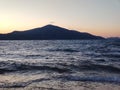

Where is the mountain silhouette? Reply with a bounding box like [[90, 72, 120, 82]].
[[0, 24, 104, 40]]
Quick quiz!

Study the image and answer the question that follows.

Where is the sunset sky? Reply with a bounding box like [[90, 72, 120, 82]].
[[0, 0, 120, 37]]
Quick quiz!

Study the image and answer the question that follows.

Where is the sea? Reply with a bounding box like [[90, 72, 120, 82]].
[[0, 40, 120, 88]]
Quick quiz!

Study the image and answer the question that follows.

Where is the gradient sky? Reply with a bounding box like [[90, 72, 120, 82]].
[[0, 0, 120, 37]]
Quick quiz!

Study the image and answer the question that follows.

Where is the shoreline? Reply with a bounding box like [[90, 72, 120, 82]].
[[0, 81, 120, 90]]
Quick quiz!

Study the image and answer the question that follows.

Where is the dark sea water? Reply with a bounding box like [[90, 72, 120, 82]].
[[0, 40, 120, 88]]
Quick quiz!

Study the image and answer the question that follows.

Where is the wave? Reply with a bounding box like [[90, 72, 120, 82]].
[[57, 75, 120, 84], [102, 54, 120, 58], [0, 78, 50, 88], [0, 60, 120, 74], [0, 61, 70, 74], [78, 63, 120, 73], [57, 61, 120, 74], [1, 75, 120, 88], [59, 61, 120, 74], [48, 48, 79, 52]]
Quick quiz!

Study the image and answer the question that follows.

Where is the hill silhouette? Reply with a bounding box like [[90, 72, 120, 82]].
[[0, 25, 104, 40]]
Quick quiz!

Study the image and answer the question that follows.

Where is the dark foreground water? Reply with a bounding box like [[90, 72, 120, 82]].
[[0, 40, 120, 88]]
